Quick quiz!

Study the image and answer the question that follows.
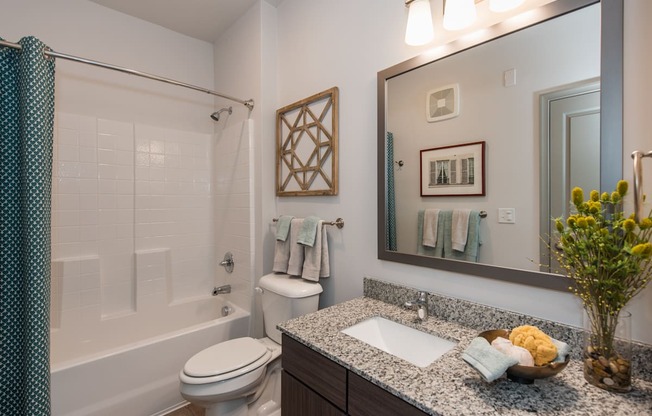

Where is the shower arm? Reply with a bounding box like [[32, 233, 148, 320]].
[[632, 150, 652, 222]]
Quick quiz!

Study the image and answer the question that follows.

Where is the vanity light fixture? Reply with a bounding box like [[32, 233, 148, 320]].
[[406, 0, 529, 45], [405, 0, 435, 46]]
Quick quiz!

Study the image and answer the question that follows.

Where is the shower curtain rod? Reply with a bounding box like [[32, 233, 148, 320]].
[[0, 39, 255, 111]]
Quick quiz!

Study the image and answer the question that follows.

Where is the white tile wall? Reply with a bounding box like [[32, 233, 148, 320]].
[[51, 113, 217, 331], [214, 120, 254, 311]]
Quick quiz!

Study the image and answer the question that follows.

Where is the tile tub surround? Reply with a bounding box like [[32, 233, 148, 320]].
[[278, 293, 652, 415]]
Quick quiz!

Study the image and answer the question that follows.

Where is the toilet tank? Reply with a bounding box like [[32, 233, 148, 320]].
[[258, 274, 323, 344]]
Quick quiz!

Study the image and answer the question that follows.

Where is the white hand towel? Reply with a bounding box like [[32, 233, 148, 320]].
[[452, 209, 471, 252], [302, 221, 330, 281], [287, 218, 305, 276], [422, 208, 440, 247]]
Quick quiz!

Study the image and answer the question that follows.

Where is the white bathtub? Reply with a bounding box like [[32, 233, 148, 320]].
[[51, 300, 250, 416]]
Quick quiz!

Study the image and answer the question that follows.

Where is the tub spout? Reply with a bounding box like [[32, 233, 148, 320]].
[[212, 285, 231, 296]]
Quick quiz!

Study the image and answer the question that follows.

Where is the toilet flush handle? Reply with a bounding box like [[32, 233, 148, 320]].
[[255, 287, 264, 295]]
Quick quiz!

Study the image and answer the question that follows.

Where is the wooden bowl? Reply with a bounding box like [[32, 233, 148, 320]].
[[478, 329, 570, 384]]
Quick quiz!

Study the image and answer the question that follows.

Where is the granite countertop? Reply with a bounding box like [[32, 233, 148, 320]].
[[278, 297, 652, 416]]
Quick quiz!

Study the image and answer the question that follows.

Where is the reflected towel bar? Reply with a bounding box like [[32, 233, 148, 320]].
[[272, 217, 344, 229]]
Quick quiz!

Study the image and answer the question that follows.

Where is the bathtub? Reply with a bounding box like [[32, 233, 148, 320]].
[[51, 299, 250, 416]]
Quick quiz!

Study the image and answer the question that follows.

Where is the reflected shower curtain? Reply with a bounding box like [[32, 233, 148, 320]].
[[386, 132, 397, 251], [0, 36, 55, 415]]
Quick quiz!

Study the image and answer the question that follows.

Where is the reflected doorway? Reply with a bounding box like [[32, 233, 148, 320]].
[[540, 80, 600, 272]]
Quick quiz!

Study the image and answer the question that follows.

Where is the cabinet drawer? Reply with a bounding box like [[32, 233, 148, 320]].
[[282, 371, 346, 416], [282, 334, 347, 411], [348, 372, 428, 416]]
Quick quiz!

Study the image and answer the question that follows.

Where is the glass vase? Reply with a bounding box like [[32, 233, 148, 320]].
[[582, 309, 632, 393]]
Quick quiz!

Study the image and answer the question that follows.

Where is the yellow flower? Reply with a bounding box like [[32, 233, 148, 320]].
[[590, 190, 600, 202], [640, 218, 652, 230], [572, 187, 584, 207], [631, 243, 652, 258], [577, 217, 588, 229], [567, 216, 577, 227], [601, 192, 610, 202], [623, 219, 636, 233], [617, 180, 628, 197], [586, 217, 596, 227], [611, 191, 621, 204], [555, 219, 564, 233]]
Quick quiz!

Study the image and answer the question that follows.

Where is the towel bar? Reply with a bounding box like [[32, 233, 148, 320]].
[[272, 217, 344, 229]]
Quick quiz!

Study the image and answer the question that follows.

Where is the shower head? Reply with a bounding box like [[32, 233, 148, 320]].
[[210, 106, 232, 122]]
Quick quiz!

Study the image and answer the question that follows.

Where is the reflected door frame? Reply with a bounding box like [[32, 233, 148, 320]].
[[539, 79, 601, 272]]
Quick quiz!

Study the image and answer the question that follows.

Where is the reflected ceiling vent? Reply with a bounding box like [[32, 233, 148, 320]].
[[426, 84, 459, 122]]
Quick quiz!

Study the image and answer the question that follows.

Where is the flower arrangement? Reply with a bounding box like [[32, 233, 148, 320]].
[[553, 180, 652, 391]]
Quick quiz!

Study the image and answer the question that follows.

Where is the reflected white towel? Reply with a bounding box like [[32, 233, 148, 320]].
[[422, 209, 440, 247], [302, 221, 329, 281], [287, 219, 305, 276], [452, 209, 471, 252]]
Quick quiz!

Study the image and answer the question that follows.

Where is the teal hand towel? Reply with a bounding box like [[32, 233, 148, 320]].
[[462, 337, 519, 382], [552, 338, 571, 363], [297, 216, 320, 247], [275, 215, 294, 242]]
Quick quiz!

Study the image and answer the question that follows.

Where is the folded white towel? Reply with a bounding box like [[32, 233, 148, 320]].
[[287, 218, 305, 276], [491, 337, 534, 367], [452, 209, 471, 252], [422, 208, 440, 247], [302, 221, 330, 281]]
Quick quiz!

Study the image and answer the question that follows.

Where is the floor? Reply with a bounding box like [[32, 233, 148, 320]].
[[167, 403, 205, 416]]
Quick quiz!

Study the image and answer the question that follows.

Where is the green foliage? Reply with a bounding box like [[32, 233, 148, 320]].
[[553, 180, 652, 315]]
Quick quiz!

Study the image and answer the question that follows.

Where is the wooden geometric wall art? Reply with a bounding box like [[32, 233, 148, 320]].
[[276, 87, 339, 196]]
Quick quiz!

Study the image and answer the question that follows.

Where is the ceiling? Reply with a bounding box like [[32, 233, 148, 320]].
[[89, 0, 266, 43]]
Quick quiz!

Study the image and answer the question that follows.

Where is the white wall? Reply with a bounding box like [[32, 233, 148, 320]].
[[0, 0, 215, 132], [256, 0, 652, 345]]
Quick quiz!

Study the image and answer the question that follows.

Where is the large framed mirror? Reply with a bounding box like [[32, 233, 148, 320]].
[[377, 0, 623, 291]]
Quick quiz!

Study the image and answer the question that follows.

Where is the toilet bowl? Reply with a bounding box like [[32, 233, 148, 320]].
[[179, 273, 322, 416]]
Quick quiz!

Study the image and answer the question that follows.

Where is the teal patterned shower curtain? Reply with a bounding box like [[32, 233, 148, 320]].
[[386, 132, 397, 251], [0, 36, 55, 416]]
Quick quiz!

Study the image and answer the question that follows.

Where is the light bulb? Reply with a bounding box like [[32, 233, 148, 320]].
[[489, 0, 526, 13], [405, 0, 434, 46], [443, 0, 477, 31]]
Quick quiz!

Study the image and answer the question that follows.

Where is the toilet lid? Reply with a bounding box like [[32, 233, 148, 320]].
[[183, 337, 268, 378]]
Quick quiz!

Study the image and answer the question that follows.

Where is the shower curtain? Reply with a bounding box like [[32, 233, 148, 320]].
[[386, 132, 397, 251], [0, 36, 55, 416]]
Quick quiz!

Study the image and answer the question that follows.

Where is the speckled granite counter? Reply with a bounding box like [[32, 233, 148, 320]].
[[277, 280, 652, 416]]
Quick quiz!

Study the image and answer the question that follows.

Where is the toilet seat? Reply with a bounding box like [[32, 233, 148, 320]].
[[181, 337, 272, 385]]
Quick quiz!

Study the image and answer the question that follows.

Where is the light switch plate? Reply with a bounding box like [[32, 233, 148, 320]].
[[498, 208, 516, 224]]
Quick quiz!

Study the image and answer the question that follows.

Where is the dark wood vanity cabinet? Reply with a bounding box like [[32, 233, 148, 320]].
[[281, 334, 428, 416]]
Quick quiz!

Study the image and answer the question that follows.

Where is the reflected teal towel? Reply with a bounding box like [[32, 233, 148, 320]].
[[462, 337, 519, 382], [443, 210, 481, 262], [275, 215, 294, 241], [297, 216, 320, 247]]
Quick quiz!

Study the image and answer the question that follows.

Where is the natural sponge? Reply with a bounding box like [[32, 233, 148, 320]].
[[509, 325, 557, 366]]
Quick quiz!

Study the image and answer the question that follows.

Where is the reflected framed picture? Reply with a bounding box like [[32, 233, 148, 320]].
[[420, 141, 485, 197]]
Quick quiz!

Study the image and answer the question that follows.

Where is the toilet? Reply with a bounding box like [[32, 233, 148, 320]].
[[179, 273, 323, 416]]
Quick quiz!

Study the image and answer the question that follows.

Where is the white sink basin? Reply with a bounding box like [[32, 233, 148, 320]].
[[340, 316, 457, 368]]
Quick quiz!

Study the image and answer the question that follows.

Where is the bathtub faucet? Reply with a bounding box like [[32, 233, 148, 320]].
[[212, 285, 231, 296]]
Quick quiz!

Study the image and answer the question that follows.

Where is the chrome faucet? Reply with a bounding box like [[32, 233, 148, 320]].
[[212, 284, 231, 296], [404, 291, 428, 321]]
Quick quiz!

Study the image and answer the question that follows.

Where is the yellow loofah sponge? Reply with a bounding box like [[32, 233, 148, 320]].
[[509, 325, 558, 366]]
